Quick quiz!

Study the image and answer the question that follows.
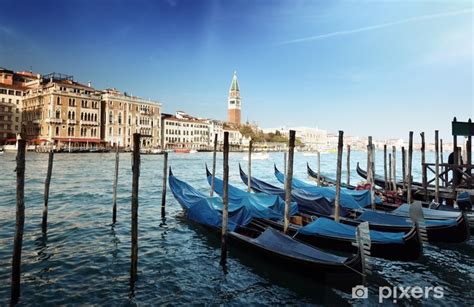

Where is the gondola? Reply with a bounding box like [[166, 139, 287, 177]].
[[307, 163, 399, 211], [239, 164, 470, 243], [307, 163, 357, 189], [168, 169, 363, 280], [356, 163, 474, 230], [356, 162, 424, 192], [205, 166, 421, 261]]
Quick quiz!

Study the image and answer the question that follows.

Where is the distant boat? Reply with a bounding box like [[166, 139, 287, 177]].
[[174, 148, 191, 153], [243, 152, 269, 161], [189, 149, 198, 154]]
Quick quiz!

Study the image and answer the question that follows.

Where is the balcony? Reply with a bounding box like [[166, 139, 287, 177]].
[[80, 120, 99, 126], [67, 119, 77, 125], [46, 118, 62, 124]]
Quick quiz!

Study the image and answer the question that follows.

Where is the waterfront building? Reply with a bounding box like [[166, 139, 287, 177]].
[[161, 111, 210, 150], [0, 68, 39, 143], [224, 126, 248, 147], [22, 73, 102, 149], [101, 88, 161, 149], [227, 71, 241, 125], [264, 126, 328, 149]]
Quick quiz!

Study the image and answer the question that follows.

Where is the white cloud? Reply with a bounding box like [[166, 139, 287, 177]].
[[279, 8, 473, 45]]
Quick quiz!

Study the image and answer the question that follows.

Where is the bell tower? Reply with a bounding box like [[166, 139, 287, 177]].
[[227, 71, 241, 125]]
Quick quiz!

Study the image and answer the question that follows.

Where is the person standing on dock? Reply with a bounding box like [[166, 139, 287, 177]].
[[448, 149, 463, 187]]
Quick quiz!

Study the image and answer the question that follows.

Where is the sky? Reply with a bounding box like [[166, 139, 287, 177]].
[[0, 0, 472, 142]]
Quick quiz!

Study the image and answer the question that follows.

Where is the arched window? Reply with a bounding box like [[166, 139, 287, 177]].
[[109, 111, 113, 124], [68, 111, 71, 119], [56, 110, 60, 119], [56, 126, 59, 135], [118, 112, 122, 124], [81, 113, 84, 120], [94, 113, 97, 122], [72, 111, 75, 119]]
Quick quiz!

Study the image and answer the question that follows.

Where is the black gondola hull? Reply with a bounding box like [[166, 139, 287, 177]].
[[257, 219, 422, 261]]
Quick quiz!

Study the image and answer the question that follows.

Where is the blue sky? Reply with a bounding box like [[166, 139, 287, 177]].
[[0, 0, 472, 141]]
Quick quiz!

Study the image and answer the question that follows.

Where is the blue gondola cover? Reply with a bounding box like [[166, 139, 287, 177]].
[[299, 217, 405, 244]]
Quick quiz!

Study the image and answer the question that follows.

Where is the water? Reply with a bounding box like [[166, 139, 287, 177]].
[[0, 151, 473, 305]]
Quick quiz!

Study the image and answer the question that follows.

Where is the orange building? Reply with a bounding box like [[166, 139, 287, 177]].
[[22, 73, 102, 149]]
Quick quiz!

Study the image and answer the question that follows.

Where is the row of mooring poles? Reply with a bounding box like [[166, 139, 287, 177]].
[[12, 140, 56, 304]]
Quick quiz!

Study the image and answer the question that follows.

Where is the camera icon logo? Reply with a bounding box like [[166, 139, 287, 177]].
[[352, 285, 368, 299]]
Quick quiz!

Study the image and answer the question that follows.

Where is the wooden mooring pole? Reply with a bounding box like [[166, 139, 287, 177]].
[[388, 153, 392, 191], [435, 130, 440, 204], [130, 133, 140, 287], [11, 139, 26, 305], [284, 130, 296, 233], [220, 132, 229, 266], [335, 131, 343, 222], [112, 146, 119, 224], [392, 146, 397, 192], [210, 134, 217, 197], [440, 139, 444, 164], [283, 152, 287, 175], [384, 144, 388, 191], [317, 150, 321, 186], [402, 146, 406, 189], [420, 132, 427, 201], [346, 144, 351, 186], [453, 117, 458, 196], [367, 136, 373, 183], [42, 151, 54, 233], [367, 137, 375, 209], [247, 140, 252, 192], [467, 119, 472, 188], [407, 131, 413, 204], [161, 152, 168, 218]]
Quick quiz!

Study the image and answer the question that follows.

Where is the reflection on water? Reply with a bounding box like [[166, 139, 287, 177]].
[[0, 151, 472, 305]]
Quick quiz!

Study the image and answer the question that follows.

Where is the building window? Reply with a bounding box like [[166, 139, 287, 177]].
[[109, 111, 113, 124], [56, 110, 60, 119], [56, 126, 59, 135], [118, 112, 122, 124], [57, 97, 61, 105], [109, 127, 112, 136]]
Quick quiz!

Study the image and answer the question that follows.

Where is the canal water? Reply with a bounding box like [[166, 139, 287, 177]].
[[0, 151, 473, 305]]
